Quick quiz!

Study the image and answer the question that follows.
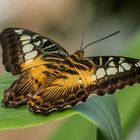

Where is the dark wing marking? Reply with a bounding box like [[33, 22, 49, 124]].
[[0, 28, 68, 75], [2, 65, 49, 107], [2, 71, 37, 107], [85, 56, 140, 95], [27, 68, 89, 114]]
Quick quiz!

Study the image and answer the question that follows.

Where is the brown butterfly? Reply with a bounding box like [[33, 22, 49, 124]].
[[0, 28, 140, 114]]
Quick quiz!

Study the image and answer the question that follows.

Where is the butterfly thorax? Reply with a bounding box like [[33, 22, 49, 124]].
[[63, 50, 84, 66], [68, 50, 96, 86]]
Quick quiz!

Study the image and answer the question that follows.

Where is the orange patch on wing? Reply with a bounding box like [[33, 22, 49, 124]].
[[21, 56, 48, 72], [29, 65, 49, 86]]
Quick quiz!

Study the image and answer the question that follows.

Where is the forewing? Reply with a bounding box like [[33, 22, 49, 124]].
[[0, 28, 68, 75], [85, 56, 140, 95]]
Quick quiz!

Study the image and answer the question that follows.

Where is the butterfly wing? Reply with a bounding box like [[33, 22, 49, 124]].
[[0, 28, 68, 75], [28, 66, 89, 114], [2, 65, 50, 107], [28, 56, 140, 114], [85, 56, 140, 95], [1, 28, 68, 107]]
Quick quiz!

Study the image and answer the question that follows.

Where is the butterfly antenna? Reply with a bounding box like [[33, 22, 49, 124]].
[[82, 31, 120, 50], [80, 30, 85, 50], [0, 33, 2, 41]]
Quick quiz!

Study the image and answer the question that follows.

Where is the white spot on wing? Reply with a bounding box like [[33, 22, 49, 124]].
[[121, 58, 125, 61], [118, 65, 124, 72], [63, 105, 71, 109], [78, 80, 82, 84], [25, 59, 33, 64], [20, 35, 31, 41], [33, 40, 41, 46], [106, 57, 114, 64], [119, 60, 123, 64], [24, 50, 38, 60], [15, 29, 23, 34], [121, 62, 131, 70], [135, 64, 138, 67], [119, 58, 125, 64], [99, 57, 103, 65], [48, 108, 57, 113], [32, 35, 39, 39], [108, 57, 114, 61], [43, 39, 48, 43], [107, 67, 118, 75], [92, 74, 97, 81], [96, 68, 106, 79], [36, 110, 41, 113], [76, 101, 82, 106], [136, 61, 140, 67], [48, 44, 55, 48], [21, 40, 30, 45], [23, 44, 34, 53], [109, 61, 115, 67]]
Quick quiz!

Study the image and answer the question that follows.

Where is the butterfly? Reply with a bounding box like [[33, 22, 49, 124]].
[[0, 28, 140, 114]]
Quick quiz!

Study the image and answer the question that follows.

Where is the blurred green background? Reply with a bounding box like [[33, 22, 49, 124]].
[[0, 0, 140, 140]]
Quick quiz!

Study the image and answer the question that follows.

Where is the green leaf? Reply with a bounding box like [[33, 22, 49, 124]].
[[0, 73, 78, 130], [49, 115, 97, 140], [117, 28, 140, 139], [117, 85, 140, 138], [50, 95, 122, 140], [75, 95, 122, 140]]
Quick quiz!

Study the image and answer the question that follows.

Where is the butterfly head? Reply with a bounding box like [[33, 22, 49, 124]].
[[75, 50, 84, 59]]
